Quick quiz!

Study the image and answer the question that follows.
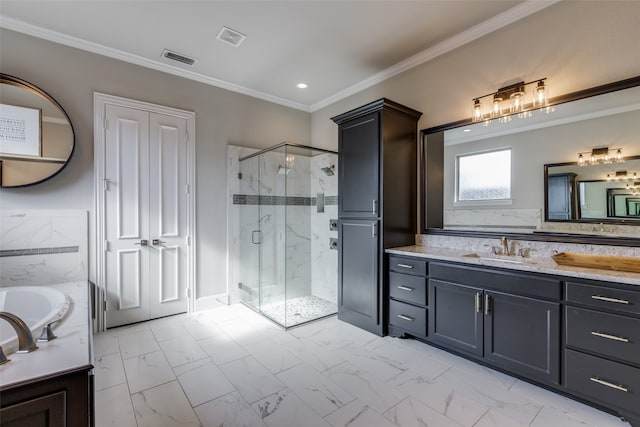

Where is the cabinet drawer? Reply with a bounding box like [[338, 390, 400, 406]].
[[389, 272, 427, 305], [389, 300, 427, 337], [565, 349, 640, 414], [389, 255, 427, 276], [566, 282, 640, 316], [566, 306, 640, 366]]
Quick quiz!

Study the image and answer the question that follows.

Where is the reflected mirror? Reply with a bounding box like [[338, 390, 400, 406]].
[[422, 76, 640, 234], [545, 156, 640, 223], [0, 74, 75, 187]]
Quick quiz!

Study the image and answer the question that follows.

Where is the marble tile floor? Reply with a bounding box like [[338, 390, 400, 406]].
[[94, 303, 631, 427]]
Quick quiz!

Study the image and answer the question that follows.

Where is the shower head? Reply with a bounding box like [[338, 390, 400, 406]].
[[321, 165, 335, 176]]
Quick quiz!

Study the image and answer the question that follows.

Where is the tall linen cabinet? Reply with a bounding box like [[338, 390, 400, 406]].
[[332, 99, 422, 335]]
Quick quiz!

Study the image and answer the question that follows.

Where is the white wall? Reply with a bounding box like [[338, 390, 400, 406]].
[[0, 29, 310, 302]]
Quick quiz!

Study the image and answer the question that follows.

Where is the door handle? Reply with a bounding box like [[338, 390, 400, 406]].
[[475, 292, 482, 313], [134, 240, 148, 246], [484, 294, 491, 315], [152, 239, 166, 246]]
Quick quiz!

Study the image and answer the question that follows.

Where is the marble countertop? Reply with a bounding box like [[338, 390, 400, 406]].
[[0, 281, 92, 390], [386, 246, 640, 287]]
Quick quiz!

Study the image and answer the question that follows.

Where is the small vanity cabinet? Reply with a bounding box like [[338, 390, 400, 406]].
[[387, 255, 429, 338], [564, 279, 640, 425]]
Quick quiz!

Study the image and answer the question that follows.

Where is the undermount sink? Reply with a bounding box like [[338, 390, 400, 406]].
[[462, 253, 534, 265]]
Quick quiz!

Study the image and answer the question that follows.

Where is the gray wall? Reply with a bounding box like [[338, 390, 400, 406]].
[[0, 29, 310, 300], [310, 1, 640, 150]]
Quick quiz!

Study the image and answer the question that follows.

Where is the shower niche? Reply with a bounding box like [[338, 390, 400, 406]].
[[235, 143, 339, 328]]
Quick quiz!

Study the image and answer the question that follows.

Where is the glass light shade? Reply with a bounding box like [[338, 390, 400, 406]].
[[510, 91, 525, 113], [533, 80, 548, 108], [616, 148, 624, 162], [491, 97, 503, 117], [472, 99, 483, 122], [578, 153, 585, 166]]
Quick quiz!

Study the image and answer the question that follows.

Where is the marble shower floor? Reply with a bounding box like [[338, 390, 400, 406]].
[[259, 295, 337, 327], [94, 303, 631, 427]]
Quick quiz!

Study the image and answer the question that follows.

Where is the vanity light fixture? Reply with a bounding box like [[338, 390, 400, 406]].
[[578, 147, 624, 166], [606, 170, 637, 181], [471, 78, 549, 123]]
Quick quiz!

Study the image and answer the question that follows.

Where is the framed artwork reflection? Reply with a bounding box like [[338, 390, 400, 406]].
[[0, 104, 42, 157]]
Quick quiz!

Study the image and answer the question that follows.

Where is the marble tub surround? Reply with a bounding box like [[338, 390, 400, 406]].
[[394, 239, 640, 286], [0, 281, 92, 389], [93, 302, 629, 427], [0, 210, 88, 286]]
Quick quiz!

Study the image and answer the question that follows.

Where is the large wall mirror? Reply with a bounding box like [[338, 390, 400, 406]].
[[0, 74, 75, 187], [421, 76, 640, 241]]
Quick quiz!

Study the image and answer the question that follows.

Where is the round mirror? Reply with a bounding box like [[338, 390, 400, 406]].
[[0, 74, 75, 187]]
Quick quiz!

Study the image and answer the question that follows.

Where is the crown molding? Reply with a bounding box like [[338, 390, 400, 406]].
[[0, 16, 311, 112], [308, 0, 561, 112], [1, 0, 559, 114]]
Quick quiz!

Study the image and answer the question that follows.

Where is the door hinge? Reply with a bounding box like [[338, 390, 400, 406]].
[[185, 236, 190, 246], [103, 301, 108, 311], [186, 288, 191, 298], [103, 116, 108, 130], [185, 184, 190, 194], [104, 240, 109, 252]]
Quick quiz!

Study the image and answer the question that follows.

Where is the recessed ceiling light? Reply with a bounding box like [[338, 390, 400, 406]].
[[297, 83, 308, 89]]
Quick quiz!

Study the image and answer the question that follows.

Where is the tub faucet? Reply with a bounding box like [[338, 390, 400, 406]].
[[0, 312, 38, 353]]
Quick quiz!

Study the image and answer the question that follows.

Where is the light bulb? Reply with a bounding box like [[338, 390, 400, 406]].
[[510, 90, 525, 113], [492, 96, 503, 117], [616, 148, 624, 162], [534, 80, 548, 108], [578, 153, 585, 166]]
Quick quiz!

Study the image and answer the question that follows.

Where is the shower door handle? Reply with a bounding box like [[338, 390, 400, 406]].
[[252, 230, 262, 244]]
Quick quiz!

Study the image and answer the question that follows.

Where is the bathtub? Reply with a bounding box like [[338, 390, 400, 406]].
[[0, 286, 68, 353]]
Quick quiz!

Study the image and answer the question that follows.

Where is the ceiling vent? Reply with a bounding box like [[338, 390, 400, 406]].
[[161, 49, 198, 66], [216, 26, 247, 48]]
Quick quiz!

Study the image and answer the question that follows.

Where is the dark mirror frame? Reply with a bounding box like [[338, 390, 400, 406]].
[[0, 73, 75, 188], [420, 75, 640, 247], [544, 155, 640, 224]]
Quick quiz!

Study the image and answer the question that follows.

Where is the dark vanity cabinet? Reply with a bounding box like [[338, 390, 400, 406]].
[[428, 262, 561, 386], [547, 172, 578, 220], [387, 255, 428, 338], [0, 367, 94, 427], [564, 280, 640, 426], [332, 99, 421, 336]]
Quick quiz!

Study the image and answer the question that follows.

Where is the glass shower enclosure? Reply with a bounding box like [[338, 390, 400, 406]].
[[238, 143, 338, 328]]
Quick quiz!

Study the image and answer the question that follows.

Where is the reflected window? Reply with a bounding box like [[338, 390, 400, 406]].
[[457, 148, 511, 201]]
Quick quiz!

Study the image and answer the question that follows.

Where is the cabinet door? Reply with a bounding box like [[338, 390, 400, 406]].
[[429, 279, 483, 357], [338, 218, 381, 335], [484, 291, 560, 385], [338, 112, 380, 218], [0, 391, 66, 427]]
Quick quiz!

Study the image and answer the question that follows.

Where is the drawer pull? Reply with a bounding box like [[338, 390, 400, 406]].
[[591, 331, 629, 343], [397, 285, 414, 291], [591, 295, 630, 305], [397, 314, 414, 322], [397, 264, 414, 269], [590, 377, 629, 393]]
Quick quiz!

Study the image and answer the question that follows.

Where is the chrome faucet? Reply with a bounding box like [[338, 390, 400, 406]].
[[501, 236, 510, 256], [0, 312, 38, 354]]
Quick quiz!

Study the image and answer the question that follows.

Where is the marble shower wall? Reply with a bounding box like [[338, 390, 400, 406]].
[[310, 153, 338, 304], [0, 210, 88, 286], [228, 145, 337, 309]]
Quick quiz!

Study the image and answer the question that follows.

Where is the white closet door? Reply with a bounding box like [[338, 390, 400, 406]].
[[148, 112, 188, 319], [105, 104, 151, 327], [104, 106, 188, 328]]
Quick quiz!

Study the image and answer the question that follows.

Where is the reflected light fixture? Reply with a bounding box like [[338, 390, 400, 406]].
[[296, 83, 308, 89], [471, 78, 549, 123], [578, 147, 624, 166]]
